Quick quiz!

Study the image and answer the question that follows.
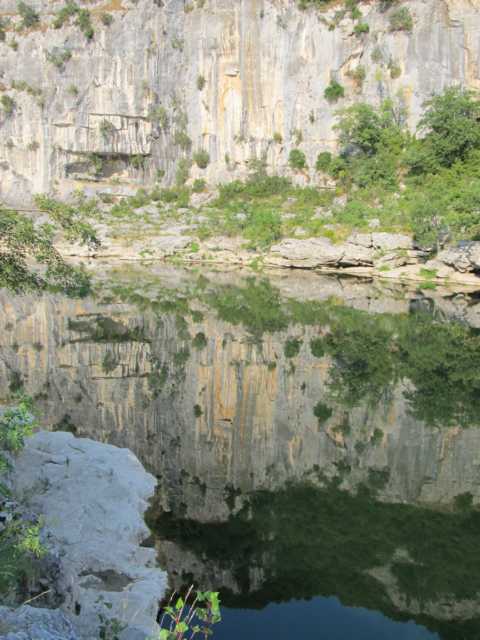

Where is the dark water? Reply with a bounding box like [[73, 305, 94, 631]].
[[2, 264, 480, 640]]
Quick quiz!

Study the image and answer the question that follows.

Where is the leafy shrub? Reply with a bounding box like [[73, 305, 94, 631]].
[[197, 74, 206, 90], [347, 65, 366, 88], [99, 119, 116, 141], [407, 87, 480, 173], [148, 105, 169, 130], [389, 7, 413, 31], [0, 95, 15, 116], [324, 80, 345, 102], [243, 209, 282, 249], [101, 12, 113, 26], [193, 332, 208, 349], [17, 2, 39, 29], [46, 48, 72, 69], [174, 130, 192, 151], [313, 401, 333, 424], [158, 589, 221, 640], [315, 151, 333, 172], [289, 148, 307, 170], [354, 22, 369, 35], [76, 9, 94, 40], [192, 179, 206, 193], [284, 338, 302, 358], [53, 1, 78, 28], [193, 149, 210, 169]]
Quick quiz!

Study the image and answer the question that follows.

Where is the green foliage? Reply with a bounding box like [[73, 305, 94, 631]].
[[53, 1, 78, 28], [101, 12, 113, 26], [148, 106, 169, 131], [76, 9, 94, 40], [0, 95, 15, 116], [196, 75, 206, 90], [192, 179, 206, 193], [192, 332, 208, 350], [158, 588, 221, 640], [324, 80, 345, 103], [284, 338, 302, 358], [174, 130, 192, 151], [313, 401, 333, 423], [0, 398, 44, 595], [389, 6, 413, 31], [175, 158, 191, 186], [353, 22, 369, 35], [46, 48, 72, 69], [288, 148, 307, 170], [193, 149, 210, 169], [315, 151, 333, 172], [0, 196, 97, 295], [0, 396, 36, 462], [17, 2, 39, 29], [100, 119, 116, 141], [408, 87, 480, 173], [310, 337, 325, 358]]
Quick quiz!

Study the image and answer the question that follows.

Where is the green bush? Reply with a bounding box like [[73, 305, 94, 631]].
[[46, 48, 72, 69], [354, 22, 369, 35], [407, 87, 480, 173], [174, 130, 192, 151], [324, 80, 345, 103], [17, 2, 39, 29], [389, 7, 413, 31], [316, 151, 333, 172], [76, 9, 94, 40], [0, 95, 15, 116], [289, 148, 307, 170], [101, 12, 113, 26], [284, 338, 302, 358], [192, 178, 206, 193], [193, 149, 210, 169], [313, 401, 333, 424], [197, 75, 206, 90]]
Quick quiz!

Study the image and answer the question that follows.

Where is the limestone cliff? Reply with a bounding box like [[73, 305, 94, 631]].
[[0, 0, 479, 204]]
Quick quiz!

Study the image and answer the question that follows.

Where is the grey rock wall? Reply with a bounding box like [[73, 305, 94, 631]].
[[0, 0, 479, 204]]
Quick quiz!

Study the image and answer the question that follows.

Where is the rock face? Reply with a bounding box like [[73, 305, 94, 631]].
[[267, 232, 424, 269], [437, 242, 480, 273], [0, 606, 78, 640], [8, 432, 168, 640], [0, 0, 479, 204]]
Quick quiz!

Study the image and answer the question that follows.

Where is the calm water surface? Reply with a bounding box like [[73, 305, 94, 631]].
[[2, 264, 480, 640]]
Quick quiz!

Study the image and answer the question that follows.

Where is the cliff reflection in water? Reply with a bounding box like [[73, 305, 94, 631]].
[[2, 264, 480, 639]]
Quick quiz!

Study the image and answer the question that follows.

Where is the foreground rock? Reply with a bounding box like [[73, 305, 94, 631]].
[[2, 432, 167, 640], [0, 605, 78, 640]]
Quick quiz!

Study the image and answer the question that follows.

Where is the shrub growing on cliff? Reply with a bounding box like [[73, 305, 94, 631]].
[[324, 80, 345, 103], [289, 148, 307, 170], [193, 149, 210, 169], [17, 2, 39, 29], [389, 7, 413, 31], [0, 95, 15, 116]]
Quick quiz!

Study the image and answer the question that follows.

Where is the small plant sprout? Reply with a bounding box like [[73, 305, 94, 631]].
[[158, 587, 221, 640]]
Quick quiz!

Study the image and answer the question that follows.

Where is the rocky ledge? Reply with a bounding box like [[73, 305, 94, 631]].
[[59, 228, 480, 289], [0, 432, 167, 640]]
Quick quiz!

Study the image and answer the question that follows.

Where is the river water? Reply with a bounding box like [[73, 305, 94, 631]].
[[2, 264, 480, 640]]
